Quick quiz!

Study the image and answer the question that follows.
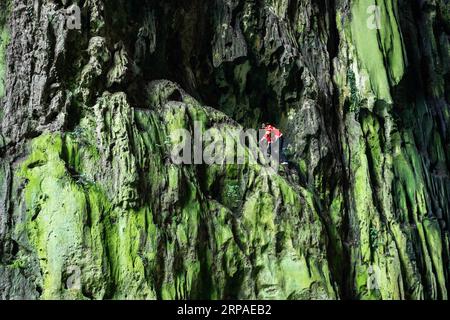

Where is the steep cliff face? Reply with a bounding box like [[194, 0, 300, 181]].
[[0, 0, 449, 300]]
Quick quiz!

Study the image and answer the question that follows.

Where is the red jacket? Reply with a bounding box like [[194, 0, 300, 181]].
[[262, 125, 283, 144]]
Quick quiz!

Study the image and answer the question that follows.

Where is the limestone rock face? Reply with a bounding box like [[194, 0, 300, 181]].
[[0, 0, 449, 300]]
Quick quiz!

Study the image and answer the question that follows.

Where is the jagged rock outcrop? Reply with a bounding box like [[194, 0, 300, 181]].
[[0, 0, 449, 300]]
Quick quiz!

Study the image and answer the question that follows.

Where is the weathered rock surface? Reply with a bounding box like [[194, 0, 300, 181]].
[[0, 0, 449, 300]]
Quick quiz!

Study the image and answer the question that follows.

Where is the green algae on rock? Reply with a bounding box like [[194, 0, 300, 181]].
[[12, 81, 337, 299], [0, 0, 449, 300], [0, 0, 10, 100]]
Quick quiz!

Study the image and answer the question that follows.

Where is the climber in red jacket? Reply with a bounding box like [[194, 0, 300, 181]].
[[260, 123, 288, 165]]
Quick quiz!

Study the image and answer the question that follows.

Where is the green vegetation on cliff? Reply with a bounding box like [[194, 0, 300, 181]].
[[14, 83, 337, 299], [0, 0, 10, 99], [0, 0, 449, 300]]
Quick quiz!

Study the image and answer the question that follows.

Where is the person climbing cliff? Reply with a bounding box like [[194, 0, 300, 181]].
[[260, 123, 288, 165]]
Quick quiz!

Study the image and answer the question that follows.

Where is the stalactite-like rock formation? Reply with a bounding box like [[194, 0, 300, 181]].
[[0, 0, 449, 300]]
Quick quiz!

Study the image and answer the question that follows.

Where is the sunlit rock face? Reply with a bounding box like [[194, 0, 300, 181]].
[[0, 0, 449, 300]]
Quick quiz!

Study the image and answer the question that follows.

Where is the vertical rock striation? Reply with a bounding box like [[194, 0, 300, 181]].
[[0, 0, 449, 299]]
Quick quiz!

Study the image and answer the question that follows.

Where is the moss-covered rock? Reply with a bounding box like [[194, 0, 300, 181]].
[[9, 81, 337, 299], [0, 0, 449, 300]]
